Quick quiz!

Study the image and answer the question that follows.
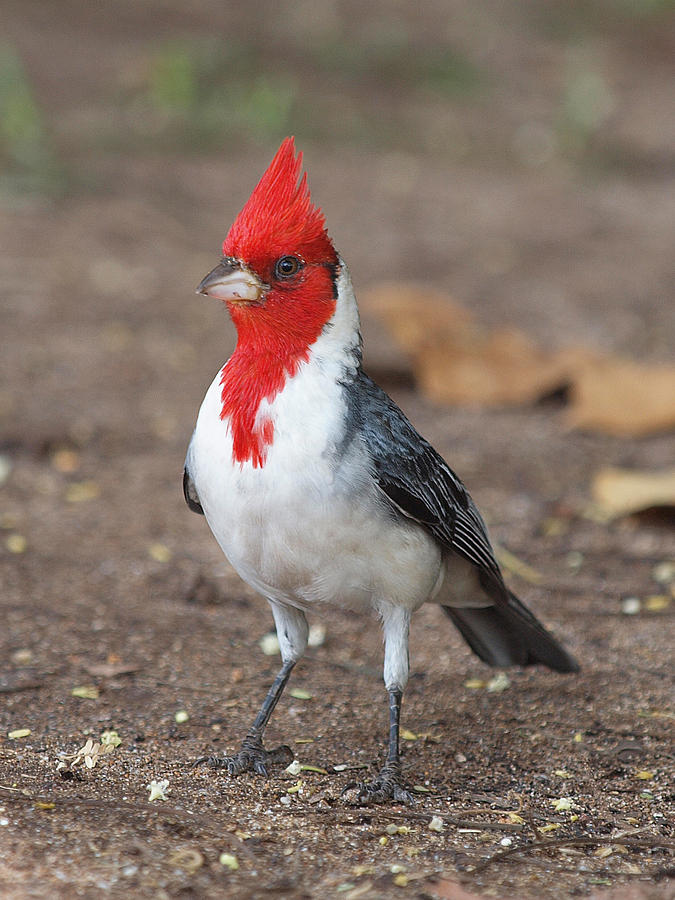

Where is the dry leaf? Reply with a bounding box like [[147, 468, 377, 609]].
[[363, 282, 675, 436], [566, 355, 675, 436], [83, 661, 140, 678], [495, 546, 544, 585], [361, 282, 473, 357], [71, 685, 100, 699], [167, 848, 203, 873], [591, 467, 675, 519], [420, 328, 567, 407], [363, 284, 566, 406]]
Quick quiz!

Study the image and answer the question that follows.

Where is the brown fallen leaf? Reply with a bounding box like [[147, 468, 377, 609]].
[[83, 662, 140, 678], [362, 284, 567, 406], [566, 355, 675, 437], [363, 282, 675, 436], [420, 328, 569, 407], [591, 467, 675, 519], [361, 282, 474, 357]]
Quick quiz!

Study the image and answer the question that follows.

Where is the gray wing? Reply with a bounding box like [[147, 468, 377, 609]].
[[345, 371, 578, 673], [345, 371, 501, 581]]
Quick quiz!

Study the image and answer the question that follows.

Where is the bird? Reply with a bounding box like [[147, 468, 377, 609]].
[[184, 137, 579, 803]]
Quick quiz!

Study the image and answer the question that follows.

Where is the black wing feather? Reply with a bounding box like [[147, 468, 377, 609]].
[[346, 371, 500, 579], [183, 467, 204, 515], [345, 371, 578, 673]]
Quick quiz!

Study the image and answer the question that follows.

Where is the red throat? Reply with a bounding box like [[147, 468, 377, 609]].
[[218, 138, 338, 468]]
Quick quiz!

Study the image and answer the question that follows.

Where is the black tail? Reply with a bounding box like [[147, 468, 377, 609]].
[[443, 589, 579, 673]]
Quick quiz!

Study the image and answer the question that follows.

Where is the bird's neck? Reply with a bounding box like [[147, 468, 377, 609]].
[[219, 260, 361, 469], [220, 290, 336, 468]]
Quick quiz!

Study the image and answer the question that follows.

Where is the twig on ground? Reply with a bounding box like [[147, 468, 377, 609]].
[[472, 835, 675, 873]]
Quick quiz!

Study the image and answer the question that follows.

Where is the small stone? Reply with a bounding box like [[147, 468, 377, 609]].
[[174, 710, 189, 724], [429, 815, 444, 832], [307, 623, 326, 647], [148, 542, 171, 563], [5, 534, 27, 554], [652, 561, 675, 584], [259, 632, 280, 656], [621, 597, 641, 615]]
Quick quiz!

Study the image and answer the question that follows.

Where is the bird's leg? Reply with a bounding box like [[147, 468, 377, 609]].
[[195, 601, 307, 777], [352, 606, 414, 804], [354, 688, 413, 803]]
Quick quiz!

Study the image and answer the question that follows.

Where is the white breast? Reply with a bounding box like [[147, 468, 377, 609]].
[[187, 361, 442, 615]]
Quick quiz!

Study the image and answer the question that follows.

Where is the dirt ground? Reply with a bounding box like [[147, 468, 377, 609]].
[[1, 2, 673, 898]]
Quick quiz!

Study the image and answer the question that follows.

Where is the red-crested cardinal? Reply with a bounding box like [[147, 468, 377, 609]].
[[185, 138, 578, 803]]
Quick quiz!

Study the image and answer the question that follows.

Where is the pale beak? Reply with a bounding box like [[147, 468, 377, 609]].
[[196, 259, 265, 304]]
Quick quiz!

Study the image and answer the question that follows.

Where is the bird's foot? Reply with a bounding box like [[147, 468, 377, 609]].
[[193, 733, 292, 777], [344, 760, 414, 805]]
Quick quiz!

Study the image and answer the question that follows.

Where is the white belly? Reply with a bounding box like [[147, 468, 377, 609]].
[[187, 365, 443, 614]]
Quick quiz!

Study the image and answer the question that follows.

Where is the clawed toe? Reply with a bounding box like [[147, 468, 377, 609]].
[[343, 760, 414, 805], [193, 736, 292, 777]]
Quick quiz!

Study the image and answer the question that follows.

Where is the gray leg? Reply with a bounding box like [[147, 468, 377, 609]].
[[354, 606, 414, 803], [196, 602, 308, 776]]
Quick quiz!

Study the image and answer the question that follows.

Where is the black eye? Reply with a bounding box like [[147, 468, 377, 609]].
[[274, 255, 302, 280]]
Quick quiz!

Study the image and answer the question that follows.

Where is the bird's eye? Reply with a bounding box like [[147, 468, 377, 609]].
[[274, 255, 302, 280]]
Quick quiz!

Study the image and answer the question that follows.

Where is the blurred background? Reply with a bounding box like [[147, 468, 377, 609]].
[[3, 0, 674, 371]]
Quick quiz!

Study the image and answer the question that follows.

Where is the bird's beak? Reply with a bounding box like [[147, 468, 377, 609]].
[[196, 259, 265, 304]]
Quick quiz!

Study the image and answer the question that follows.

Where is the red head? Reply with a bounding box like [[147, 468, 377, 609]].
[[196, 138, 340, 467]]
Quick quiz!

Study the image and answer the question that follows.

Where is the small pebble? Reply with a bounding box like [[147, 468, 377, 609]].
[[5, 534, 27, 554], [259, 632, 280, 656], [621, 597, 641, 615], [307, 623, 326, 647], [148, 542, 171, 563]]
